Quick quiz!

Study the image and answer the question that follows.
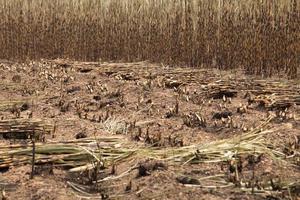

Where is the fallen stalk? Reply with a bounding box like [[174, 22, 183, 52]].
[[0, 117, 287, 172]]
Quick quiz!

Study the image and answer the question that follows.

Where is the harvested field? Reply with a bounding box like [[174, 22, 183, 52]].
[[0, 60, 299, 200]]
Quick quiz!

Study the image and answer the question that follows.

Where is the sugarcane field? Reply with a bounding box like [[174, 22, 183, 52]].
[[0, 1, 300, 200]]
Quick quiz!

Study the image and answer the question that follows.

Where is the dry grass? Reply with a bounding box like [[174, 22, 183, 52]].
[[0, 0, 299, 78], [100, 116, 128, 135]]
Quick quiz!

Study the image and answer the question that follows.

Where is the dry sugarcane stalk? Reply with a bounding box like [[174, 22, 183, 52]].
[[253, 94, 300, 109], [203, 82, 238, 99], [198, 78, 299, 110], [0, 117, 288, 173], [0, 118, 53, 140], [0, 101, 30, 112]]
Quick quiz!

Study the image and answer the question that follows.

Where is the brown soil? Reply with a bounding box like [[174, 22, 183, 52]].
[[0, 59, 299, 200]]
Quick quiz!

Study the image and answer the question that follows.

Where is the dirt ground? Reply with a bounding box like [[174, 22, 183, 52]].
[[0, 60, 299, 200]]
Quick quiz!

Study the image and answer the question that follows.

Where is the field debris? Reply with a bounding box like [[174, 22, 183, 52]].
[[0, 119, 53, 140], [0, 60, 299, 199], [0, 117, 289, 172], [0, 0, 299, 197]]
